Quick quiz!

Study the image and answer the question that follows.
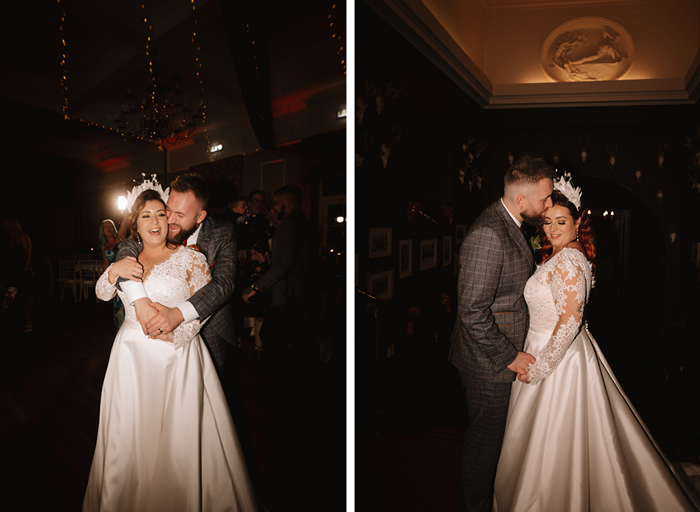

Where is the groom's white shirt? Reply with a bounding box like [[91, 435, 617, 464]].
[[501, 198, 522, 228], [119, 224, 202, 324]]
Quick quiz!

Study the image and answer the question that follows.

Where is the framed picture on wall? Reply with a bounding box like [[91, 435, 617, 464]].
[[420, 238, 438, 271], [455, 224, 466, 244], [369, 227, 392, 259], [399, 239, 413, 278], [442, 235, 453, 266], [367, 268, 394, 301]]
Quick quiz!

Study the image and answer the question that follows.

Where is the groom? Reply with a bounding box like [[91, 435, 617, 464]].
[[450, 156, 555, 512], [116, 173, 236, 378]]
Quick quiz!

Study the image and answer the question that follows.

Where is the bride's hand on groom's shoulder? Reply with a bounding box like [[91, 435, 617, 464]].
[[108, 256, 144, 283]]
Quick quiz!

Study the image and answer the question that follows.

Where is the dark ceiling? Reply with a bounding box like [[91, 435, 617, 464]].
[[0, 0, 347, 176]]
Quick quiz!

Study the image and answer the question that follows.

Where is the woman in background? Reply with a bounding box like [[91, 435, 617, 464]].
[[2, 218, 33, 333], [99, 219, 124, 330]]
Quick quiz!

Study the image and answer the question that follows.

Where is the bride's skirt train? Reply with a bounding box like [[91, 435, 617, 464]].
[[493, 327, 700, 512], [83, 319, 257, 512]]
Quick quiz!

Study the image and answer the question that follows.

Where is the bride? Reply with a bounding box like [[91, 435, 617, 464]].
[[83, 186, 257, 512], [493, 174, 700, 511]]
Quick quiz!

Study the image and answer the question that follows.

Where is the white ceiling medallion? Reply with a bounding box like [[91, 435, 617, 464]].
[[542, 17, 635, 83]]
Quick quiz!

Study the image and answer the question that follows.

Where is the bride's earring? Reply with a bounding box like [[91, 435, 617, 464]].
[[134, 232, 142, 244], [575, 229, 580, 242]]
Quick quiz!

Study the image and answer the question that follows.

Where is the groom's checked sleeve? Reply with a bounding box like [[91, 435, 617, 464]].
[[458, 226, 519, 372], [115, 238, 149, 304], [184, 224, 236, 322]]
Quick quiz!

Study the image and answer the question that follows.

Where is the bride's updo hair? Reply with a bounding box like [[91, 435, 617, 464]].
[[127, 189, 167, 241], [536, 189, 597, 271]]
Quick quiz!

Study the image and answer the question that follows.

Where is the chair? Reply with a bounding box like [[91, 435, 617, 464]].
[[58, 258, 80, 301], [76, 259, 99, 303]]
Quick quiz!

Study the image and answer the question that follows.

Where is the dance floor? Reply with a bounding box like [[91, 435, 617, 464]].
[[355, 319, 700, 512], [0, 291, 346, 512], [2, 286, 697, 511]]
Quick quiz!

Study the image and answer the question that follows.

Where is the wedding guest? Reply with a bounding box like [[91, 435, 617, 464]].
[[242, 185, 320, 367], [2, 217, 34, 333], [227, 195, 248, 224], [239, 235, 272, 359], [243, 190, 274, 250], [99, 219, 124, 330]]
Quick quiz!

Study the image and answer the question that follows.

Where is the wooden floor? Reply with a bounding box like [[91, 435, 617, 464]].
[[0, 290, 346, 512]]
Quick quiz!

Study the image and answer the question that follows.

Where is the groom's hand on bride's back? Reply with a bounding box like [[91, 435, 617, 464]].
[[507, 351, 535, 376]]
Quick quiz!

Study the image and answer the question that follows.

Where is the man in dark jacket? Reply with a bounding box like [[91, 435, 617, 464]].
[[242, 184, 318, 364]]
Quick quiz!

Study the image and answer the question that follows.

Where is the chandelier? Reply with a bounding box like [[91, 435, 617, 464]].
[[115, 53, 201, 148]]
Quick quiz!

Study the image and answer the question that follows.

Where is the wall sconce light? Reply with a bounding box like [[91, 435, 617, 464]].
[[209, 143, 223, 153], [634, 166, 643, 185], [608, 145, 617, 170], [655, 186, 664, 205], [337, 108, 347, 119], [669, 227, 677, 246], [118, 196, 127, 210], [657, 139, 667, 170], [336, 215, 345, 224], [579, 137, 590, 165]]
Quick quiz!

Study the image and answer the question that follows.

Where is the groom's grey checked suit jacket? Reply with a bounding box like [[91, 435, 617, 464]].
[[449, 200, 535, 382], [116, 217, 236, 373]]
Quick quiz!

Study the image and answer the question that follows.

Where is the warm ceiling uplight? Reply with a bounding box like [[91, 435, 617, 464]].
[[118, 196, 127, 210]]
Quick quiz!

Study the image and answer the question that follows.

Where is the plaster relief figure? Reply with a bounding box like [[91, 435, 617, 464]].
[[543, 18, 634, 83]]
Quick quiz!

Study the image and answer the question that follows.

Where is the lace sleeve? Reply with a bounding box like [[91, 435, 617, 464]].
[[172, 250, 212, 349], [527, 251, 588, 385], [95, 264, 117, 301]]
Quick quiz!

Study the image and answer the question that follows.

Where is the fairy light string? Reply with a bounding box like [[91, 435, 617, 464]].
[[191, 0, 212, 162], [57, 0, 69, 119], [328, 3, 345, 78], [57, 0, 208, 149]]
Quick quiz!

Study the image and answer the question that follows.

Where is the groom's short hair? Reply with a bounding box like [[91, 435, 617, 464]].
[[170, 173, 210, 210], [504, 156, 556, 189]]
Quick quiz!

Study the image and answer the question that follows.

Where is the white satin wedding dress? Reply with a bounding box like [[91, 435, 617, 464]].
[[83, 247, 257, 512], [493, 248, 700, 512]]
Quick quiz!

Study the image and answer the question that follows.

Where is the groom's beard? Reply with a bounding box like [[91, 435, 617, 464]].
[[167, 222, 199, 245], [521, 209, 546, 228]]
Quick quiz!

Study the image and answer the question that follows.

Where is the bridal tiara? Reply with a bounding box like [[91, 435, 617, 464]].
[[553, 172, 582, 210], [125, 174, 170, 212]]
